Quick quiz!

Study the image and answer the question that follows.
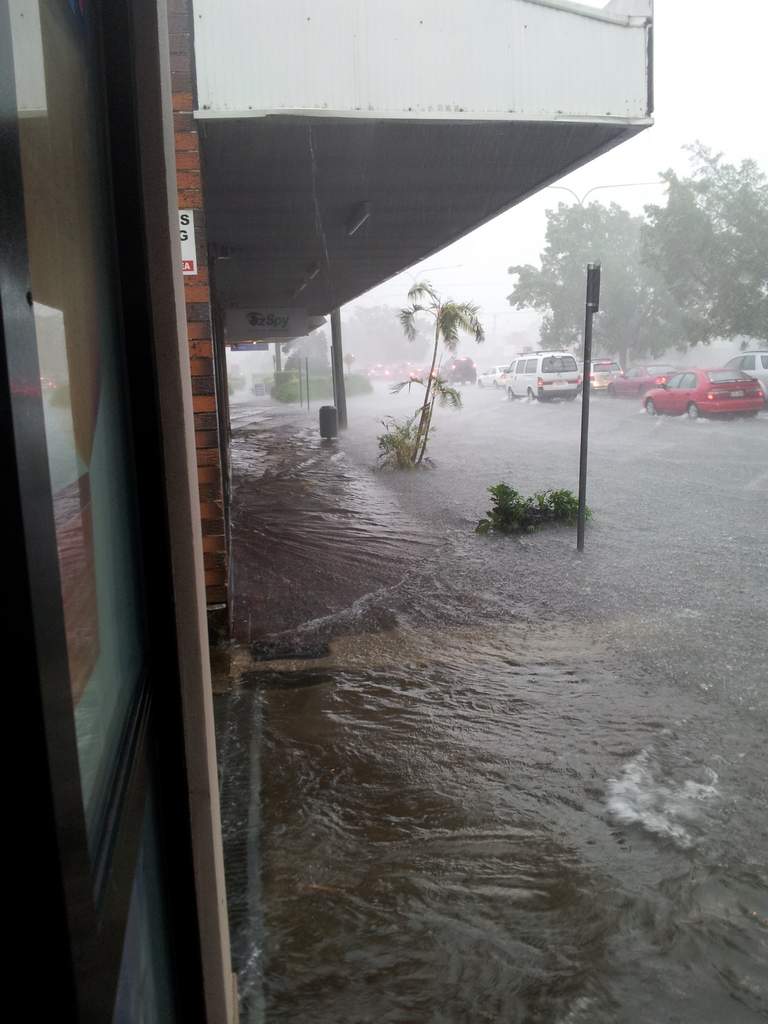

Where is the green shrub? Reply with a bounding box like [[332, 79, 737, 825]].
[[476, 483, 588, 534], [376, 415, 421, 470], [270, 372, 372, 403]]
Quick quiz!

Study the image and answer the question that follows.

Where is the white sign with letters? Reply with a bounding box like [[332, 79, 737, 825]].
[[179, 210, 197, 275], [226, 307, 308, 341]]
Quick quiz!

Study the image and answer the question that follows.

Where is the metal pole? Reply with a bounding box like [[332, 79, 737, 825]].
[[298, 363, 303, 407], [305, 357, 310, 412], [274, 341, 282, 373], [330, 308, 348, 429], [577, 262, 601, 552]]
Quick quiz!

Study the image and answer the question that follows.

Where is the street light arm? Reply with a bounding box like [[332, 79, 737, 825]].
[[578, 181, 665, 205]]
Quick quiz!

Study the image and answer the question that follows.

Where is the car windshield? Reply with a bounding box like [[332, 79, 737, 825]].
[[593, 362, 620, 371], [541, 356, 577, 373], [646, 365, 677, 374], [707, 370, 751, 382]]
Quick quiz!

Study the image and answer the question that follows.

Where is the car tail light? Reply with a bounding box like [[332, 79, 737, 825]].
[[706, 392, 715, 400], [655, 375, 668, 385], [589, 373, 595, 381], [577, 375, 582, 385], [537, 377, 544, 388]]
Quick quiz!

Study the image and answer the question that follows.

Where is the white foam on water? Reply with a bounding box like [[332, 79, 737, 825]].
[[607, 748, 719, 848]]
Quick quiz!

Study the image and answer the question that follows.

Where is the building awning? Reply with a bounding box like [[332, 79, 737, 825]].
[[194, 0, 653, 314]]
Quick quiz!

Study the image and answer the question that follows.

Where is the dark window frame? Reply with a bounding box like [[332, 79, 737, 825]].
[[1, 0, 206, 1017]]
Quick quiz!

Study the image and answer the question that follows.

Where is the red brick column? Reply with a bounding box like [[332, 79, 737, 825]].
[[169, 0, 228, 610]]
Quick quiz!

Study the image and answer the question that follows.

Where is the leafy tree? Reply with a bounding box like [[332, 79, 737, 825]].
[[283, 330, 330, 371], [395, 282, 484, 464], [341, 304, 431, 367], [643, 144, 768, 345], [508, 202, 684, 367]]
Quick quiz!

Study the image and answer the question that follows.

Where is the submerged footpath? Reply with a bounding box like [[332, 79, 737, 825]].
[[214, 399, 768, 1024]]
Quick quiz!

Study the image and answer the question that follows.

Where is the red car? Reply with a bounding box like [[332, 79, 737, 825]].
[[609, 364, 678, 397], [644, 369, 765, 419]]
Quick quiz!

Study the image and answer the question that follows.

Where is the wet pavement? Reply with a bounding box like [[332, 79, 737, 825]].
[[216, 387, 768, 1023]]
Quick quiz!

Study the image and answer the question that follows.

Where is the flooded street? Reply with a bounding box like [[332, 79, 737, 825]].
[[217, 389, 767, 1023]]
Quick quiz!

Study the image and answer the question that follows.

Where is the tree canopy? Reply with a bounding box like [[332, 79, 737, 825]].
[[508, 144, 768, 362], [508, 202, 684, 366], [642, 144, 768, 345]]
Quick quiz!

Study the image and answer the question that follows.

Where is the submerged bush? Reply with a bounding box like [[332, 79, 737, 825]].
[[476, 483, 587, 534], [376, 415, 421, 470]]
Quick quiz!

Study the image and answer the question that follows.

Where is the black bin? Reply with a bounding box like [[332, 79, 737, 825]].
[[319, 405, 338, 438]]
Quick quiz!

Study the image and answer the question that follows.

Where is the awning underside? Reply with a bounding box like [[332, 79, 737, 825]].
[[203, 117, 642, 315]]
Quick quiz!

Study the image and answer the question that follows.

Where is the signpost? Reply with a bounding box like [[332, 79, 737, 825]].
[[577, 263, 601, 552], [179, 210, 197, 275]]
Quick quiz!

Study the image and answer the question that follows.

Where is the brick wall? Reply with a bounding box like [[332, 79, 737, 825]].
[[169, 0, 228, 608]]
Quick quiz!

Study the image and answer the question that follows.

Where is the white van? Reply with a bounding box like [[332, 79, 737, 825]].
[[505, 351, 581, 401]]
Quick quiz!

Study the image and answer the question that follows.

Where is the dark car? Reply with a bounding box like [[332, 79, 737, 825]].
[[610, 364, 678, 397], [644, 369, 764, 419], [444, 357, 477, 384]]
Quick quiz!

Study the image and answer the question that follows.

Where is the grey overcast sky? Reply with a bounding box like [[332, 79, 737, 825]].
[[346, 0, 768, 347]]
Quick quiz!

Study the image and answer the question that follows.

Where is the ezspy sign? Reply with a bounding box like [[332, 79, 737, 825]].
[[226, 307, 308, 341], [231, 343, 269, 351], [179, 210, 197, 275]]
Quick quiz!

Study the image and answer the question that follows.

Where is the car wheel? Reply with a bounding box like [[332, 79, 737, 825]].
[[687, 403, 700, 420], [742, 410, 758, 419], [477, 380, 483, 387], [507, 387, 515, 401], [527, 387, 537, 402], [645, 399, 657, 416], [607, 384, 616, 397], [565, 393, 577, 402]]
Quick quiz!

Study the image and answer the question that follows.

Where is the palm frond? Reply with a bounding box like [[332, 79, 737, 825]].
[[390, 378, 426, 395], [438, 301, 485, 351], [432, 376, 463, 409], [407, 280, 439, 307], [398, 308, 418, 342]]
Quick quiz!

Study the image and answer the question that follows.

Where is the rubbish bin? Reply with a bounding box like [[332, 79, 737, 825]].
[[319, 405, 338, 438]]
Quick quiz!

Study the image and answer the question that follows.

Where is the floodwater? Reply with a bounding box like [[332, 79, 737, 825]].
[[217, 390, 768, 1023]]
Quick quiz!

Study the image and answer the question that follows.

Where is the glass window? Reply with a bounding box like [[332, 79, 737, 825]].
[[541, 356, 577, 373], [113, 791, 179, 1023], [741, 355, 756, 370], [707, 370, 751, 383], [666, 374, 684, 388], [11, 0, 145, 851], [761, 356, 768, 369], [681, 373, 699, 388], [525, 358, 538, 373]]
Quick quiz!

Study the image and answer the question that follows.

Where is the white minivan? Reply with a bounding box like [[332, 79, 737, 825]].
[[724, 351, 768, 401], [505, 351, 582, 401]]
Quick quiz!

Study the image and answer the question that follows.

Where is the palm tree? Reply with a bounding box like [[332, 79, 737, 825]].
[[396, 281, 484, 463]]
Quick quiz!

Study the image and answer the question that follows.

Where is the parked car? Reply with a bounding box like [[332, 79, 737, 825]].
[[643, 369, 764, 419], [581, 358, 622, 391], [723, 351, 768, 401], [609, 364, 678, 398], [477, 365, 509, 387], [444, 357, 477, 384], [505, 351, 581, 401]]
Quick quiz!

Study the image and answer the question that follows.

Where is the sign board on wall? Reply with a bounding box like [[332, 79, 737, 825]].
[[226, 307, 308, 341], [231, 342, 269, 351], [179, 210, 197, 275]]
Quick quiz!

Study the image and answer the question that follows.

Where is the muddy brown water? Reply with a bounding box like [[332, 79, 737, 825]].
[[216, 400, 768, 1024]]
